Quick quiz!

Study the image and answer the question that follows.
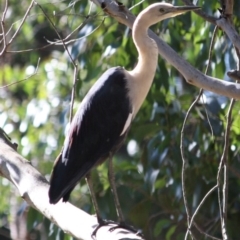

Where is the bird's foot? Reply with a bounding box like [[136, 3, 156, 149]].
[[91, 218, 143, 238], [91, 218, 115, 238], [109, 221, 143, 236]]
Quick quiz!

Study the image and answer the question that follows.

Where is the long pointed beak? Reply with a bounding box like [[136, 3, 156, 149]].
[[174, 5, 201, 13]]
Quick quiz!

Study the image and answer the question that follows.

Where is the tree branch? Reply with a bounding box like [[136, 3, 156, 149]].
[[91, 0, 240, 100], [0, 0, 35, 56], [216, 17, 240, 52], [0, 132, 143, 240], [181, 0, 218, 24], [221, 0, 234, 17]]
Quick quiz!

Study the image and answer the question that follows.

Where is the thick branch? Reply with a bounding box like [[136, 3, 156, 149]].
[[221, 0, 234, 16], [0, 135, 142, 240], [91, 0, 240, 100], [216, 17, 240, 51]]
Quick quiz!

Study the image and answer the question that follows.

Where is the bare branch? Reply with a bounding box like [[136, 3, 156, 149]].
[[201, 25, 219, 137], [218, 19, 240, 239], [69, 65, 78, 121], [0, 58, 40, 89], [221, 0, 234, 16], [8, 0, 35, 45], [35, 2, 79, 123], [6, 16, 99, 53], [1, 0, 8, 23], [0, 0, 35, 56], [181, 93, 202, 240], [45, 15, 104, 46], [181, 0, 218, 24], [91, 0, 240, 100], [0, 132, 143, 240], [182, 24, 219, 240], [217, 17, 240, 53], [187, 185, 218, 238], [193, 223, 222, 240], [34, 2, 75, 65], [0, 0, 8, 54], [216, 99, 234, 240]]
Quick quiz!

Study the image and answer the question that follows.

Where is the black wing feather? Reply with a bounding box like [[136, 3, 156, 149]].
[[49, 67, 132, 203]]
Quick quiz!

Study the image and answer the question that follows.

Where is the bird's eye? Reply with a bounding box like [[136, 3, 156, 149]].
[[159, 8, 165, 13]]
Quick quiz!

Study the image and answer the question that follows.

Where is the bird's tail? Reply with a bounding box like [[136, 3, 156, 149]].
[[48, 152, 66, 204]]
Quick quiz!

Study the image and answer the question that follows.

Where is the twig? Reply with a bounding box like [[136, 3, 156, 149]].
[[182, 25, 219, 240], [204, 217, 220, 236], [129, 0, 145, 10], [0, 0, 35, 56], [0, 58, 40, 88], [0, 0, 8, 54], [217, 53, 237, 240], [216, 18, 240, 54], [186, 185, 218, 238], [217, 24, 240, 240], [181, 93, 202, 240], [193, 222, 222, 240], [180, 0, 218, 24], [69, 65, 78, 121], [35, 1, 78, 122], [45, 15, 103, 46], [34, 2, 76, 66], [7, 15, 99, 53], [201, 26, 219, 138], [217, 98, 234, 240]]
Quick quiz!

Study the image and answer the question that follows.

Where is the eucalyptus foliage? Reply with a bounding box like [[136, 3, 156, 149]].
[[1, 0, 240, 239]]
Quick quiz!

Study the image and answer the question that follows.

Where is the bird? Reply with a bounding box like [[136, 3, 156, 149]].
[[49, 1, 200, 233]]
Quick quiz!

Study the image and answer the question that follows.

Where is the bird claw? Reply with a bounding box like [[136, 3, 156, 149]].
[[91, 218, 115, 238], [91, 219, 143, 238]]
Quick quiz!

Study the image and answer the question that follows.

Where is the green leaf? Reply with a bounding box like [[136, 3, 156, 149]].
[[166, 225, 177, 240], [153, 219, 170, 237]]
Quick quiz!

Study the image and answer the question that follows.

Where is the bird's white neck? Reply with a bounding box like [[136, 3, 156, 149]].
[[132, 17, 158, 78], [128, 13, 158, 116]]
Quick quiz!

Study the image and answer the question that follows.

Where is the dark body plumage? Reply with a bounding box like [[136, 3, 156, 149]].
[[49, 67, 132, 204]]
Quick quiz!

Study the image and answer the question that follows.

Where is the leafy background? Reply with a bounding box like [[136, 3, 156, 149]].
[[0, 0, 240, 239]]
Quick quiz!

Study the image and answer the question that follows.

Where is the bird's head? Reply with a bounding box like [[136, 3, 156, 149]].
[[138, 3, 200, 26]]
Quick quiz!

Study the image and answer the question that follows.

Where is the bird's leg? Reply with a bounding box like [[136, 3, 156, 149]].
[[108, 153, 124, 222], [86, 173, 117, 238], [107, 154, 143, 237], [88, 158, 143, 238], [85, 173, 102, 223]]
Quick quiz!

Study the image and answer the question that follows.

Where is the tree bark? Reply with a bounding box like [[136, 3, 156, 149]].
[[1, 1, 240, 239], [0, 132, 142, 240]]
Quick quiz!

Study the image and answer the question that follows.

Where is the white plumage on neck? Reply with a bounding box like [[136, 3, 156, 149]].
[[126, 2, 199, 117], [127, 7, 159, 117]]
